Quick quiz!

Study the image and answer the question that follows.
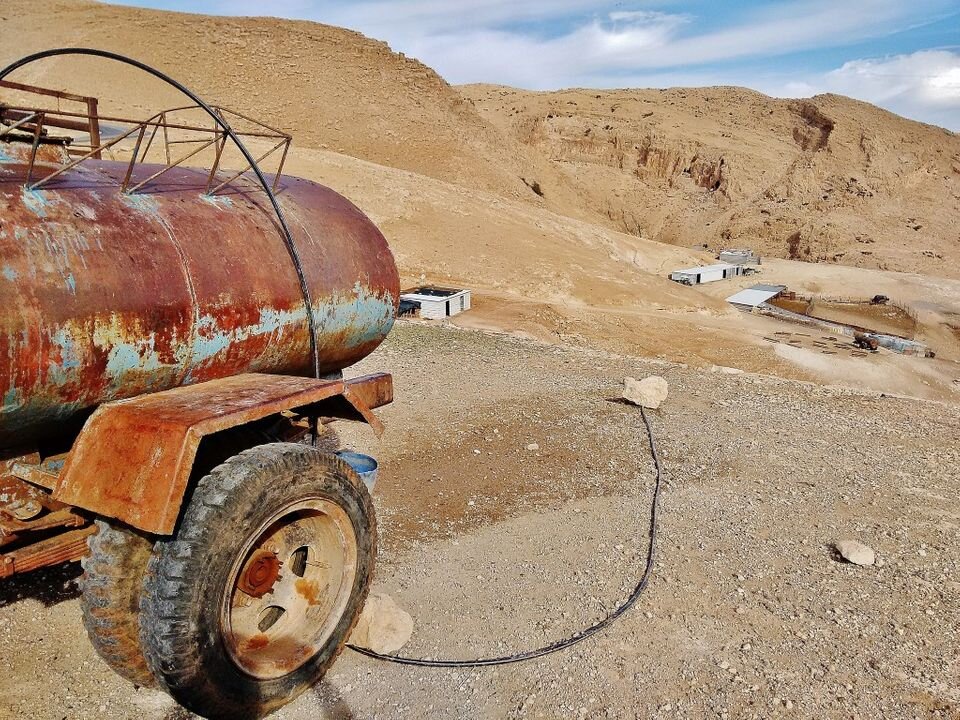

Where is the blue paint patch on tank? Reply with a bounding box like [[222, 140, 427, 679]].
[[200, 194, 235, 210], [52, 329, 82, 371], [21, 187, 53, 218], [183, 306, 309, 384], [201, 307, 309, 361], [104, 340, 164, 378], [46, 328, 83, 387], [2, 387, 20, 413], [1, 265, 18, 281], [120, 192, 162, 217], [65, 273, 77, 295], [315, 286, 396, 349]]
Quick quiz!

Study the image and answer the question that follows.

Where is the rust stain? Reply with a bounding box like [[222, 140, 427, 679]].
[[245, 634, 270, 652], [53, 372, 392, 535], [295, 577, 323, 607]]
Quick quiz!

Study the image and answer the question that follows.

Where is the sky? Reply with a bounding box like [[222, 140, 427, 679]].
[[110, 1, 960, 130]]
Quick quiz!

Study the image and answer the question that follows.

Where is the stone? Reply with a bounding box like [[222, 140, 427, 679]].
[[835, 539, 876, 566], [623, 376, 669, 409], [711, 365, 745, 375], [349, 593, 414, 654], [526, 443, 540, 451]]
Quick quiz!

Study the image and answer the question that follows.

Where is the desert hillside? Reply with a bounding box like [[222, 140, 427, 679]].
[[0, 0, 588, 218], [463, 85, 960, 279], [3, 0, 959, 282], [2, 0, 959, 400]]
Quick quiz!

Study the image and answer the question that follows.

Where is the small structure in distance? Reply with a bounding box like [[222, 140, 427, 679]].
[[726, 283, 787, 310], [719, 248, 762, 266], [399, 285, 471, 319], [670, 263, 743, 286]]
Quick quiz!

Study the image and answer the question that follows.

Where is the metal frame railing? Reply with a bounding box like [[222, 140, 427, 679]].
[[0, 82, 291, 197]]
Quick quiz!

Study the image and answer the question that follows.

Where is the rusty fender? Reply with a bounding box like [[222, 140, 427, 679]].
[[54, 372, 393, 535]]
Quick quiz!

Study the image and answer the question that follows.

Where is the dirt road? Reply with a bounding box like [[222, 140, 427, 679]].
[[1, 322, 957, 719]]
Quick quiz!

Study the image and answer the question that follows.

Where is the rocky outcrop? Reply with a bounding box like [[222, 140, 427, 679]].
[[792, 101, 835, 152]]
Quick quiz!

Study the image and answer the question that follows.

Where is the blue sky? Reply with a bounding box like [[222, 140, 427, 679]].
[[109, 1, 960, 129]]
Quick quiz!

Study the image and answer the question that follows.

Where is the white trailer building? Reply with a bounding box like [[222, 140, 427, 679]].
[[670, 263, 742, 286], [399, 286, 471, 320]]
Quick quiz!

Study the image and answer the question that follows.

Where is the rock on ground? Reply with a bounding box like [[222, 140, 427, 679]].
[[349, 592, 414, 655], [623, 376, 669, 409], [835, 539, 876, 566]]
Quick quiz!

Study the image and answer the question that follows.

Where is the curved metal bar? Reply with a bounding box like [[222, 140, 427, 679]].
[[0, 48, 321, 379]]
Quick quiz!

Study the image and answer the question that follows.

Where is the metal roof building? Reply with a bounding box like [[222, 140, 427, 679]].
[[726, 284, 787, 309]]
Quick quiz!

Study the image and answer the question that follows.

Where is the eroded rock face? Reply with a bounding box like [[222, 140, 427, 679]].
[[792, 101, 835, 152], [349, 593, 414, 654]]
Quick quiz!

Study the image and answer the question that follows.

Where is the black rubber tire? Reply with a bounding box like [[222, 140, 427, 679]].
[[139, 443, 376, 720], [79, 520, 158, 688]]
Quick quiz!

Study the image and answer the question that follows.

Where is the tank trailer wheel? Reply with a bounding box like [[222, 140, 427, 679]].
[[79, 520, 158, 688], [139, 443, 376, 719]]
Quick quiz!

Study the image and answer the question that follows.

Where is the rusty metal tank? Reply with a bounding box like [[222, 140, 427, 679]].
[[0, 140, 399, 448]]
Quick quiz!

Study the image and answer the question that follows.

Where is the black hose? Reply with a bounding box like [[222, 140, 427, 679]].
[[0, 49, 321, 379], [347, 405, 664, 667]]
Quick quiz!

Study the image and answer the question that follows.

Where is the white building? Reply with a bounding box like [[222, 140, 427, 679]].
[[670, 263, 742, 286], [399, 286, 471, 320], [719, 248, 762, 265]]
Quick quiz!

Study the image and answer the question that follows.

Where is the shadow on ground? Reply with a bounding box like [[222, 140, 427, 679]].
[[0, 560, 82, 608]]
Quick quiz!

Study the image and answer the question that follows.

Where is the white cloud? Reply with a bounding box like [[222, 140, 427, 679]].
[[770, 50, 960, 130], [308, 0, 947, 78], [109, 0, 960, 128]]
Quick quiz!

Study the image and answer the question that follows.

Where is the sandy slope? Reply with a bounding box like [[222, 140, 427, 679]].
[[0, 0, 587, 219], [1, 0, 959, 400]]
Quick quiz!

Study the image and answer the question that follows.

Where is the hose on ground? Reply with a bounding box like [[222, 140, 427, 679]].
[[347, 405, 664, 667]]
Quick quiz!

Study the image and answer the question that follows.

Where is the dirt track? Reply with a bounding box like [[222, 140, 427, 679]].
[[2, 322, 957, 719]]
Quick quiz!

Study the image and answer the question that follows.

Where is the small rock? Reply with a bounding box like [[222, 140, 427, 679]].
[[349, 593, 414, 654], [710, 365, 744, 375], [835, 539, 876, 566], [623, 376, 669, 409], [526, 443, 539, 451]]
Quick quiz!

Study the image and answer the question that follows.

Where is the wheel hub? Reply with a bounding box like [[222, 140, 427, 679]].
[[223, 499, 359, 680], [238, 549, 282, 598]]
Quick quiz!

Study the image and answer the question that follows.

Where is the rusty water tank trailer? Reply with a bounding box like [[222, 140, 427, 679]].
[[0, 140, 399, 447]]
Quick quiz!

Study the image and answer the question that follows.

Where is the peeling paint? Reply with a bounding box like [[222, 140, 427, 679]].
[[20, 187, 53, 218], [1, 152, 399, 448], [119, 192, 162, 217], [2, 388, 19, 413], [317, 287, 396, 350], [200, 194, 235, 210]]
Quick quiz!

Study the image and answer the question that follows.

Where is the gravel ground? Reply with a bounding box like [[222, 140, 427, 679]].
[[1, 322, 958, 719]]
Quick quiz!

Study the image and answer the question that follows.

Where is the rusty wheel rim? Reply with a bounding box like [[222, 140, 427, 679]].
[[221, 498, 358, 680]]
